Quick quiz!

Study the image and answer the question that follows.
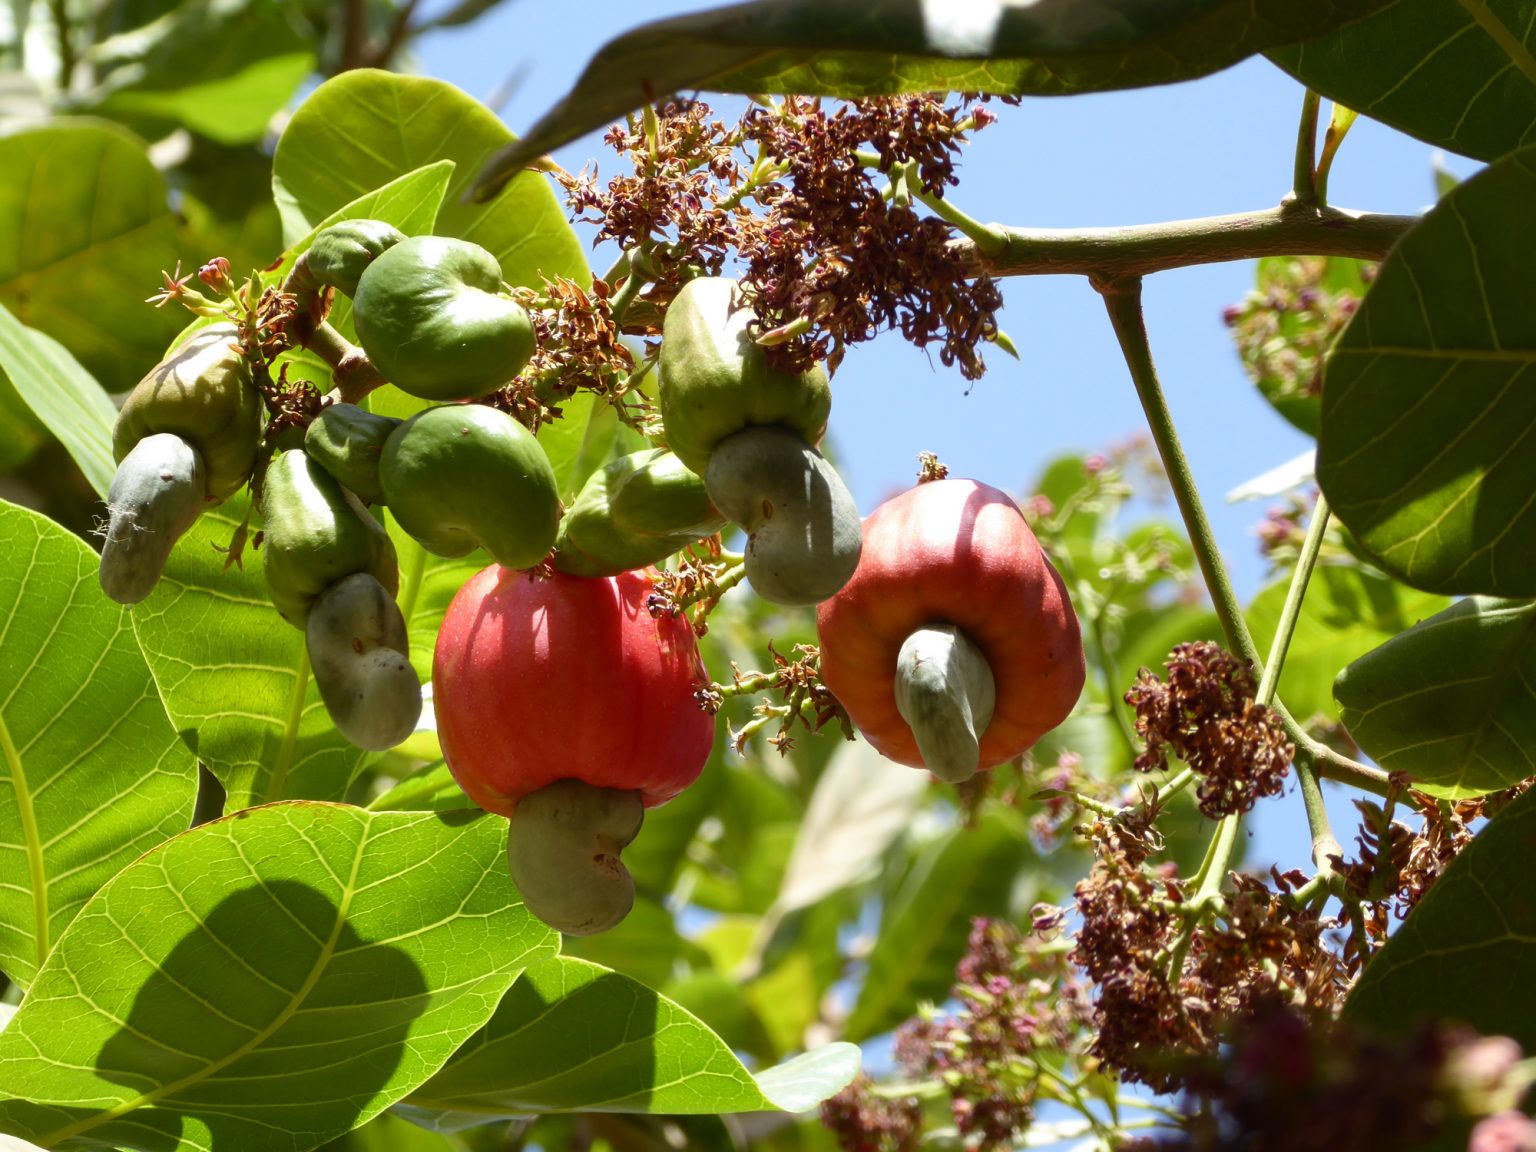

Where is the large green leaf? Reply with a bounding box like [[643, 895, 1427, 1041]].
[[1347, 783, 1536, 1060], [1334, 597, 1536, 798], [471, 0, 1396, 198], [0, 120, 186, 391], [843, 807, 1039, 1042], [1316, 143, 1536, 598], [129, 497, 372, 810], [84, 0, 313, 145], [271, 69, 586, 290], [397, 955, 858, 1130], [1247, 563, 1450, 726], [0, 303, 116, 498], [1271, 0, 1536, 163], [0, 501, 195, 991], [0, 803, 555, 1152]]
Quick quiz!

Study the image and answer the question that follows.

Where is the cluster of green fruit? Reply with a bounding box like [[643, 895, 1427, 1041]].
[[98, 222, 1086, 938]]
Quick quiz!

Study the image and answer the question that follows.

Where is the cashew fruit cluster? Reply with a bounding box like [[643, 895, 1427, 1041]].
[[816, 478, 1086, 782], [434, 565, 715, 935], [659, 277, 862, 606], [101, 323, 263, 605]]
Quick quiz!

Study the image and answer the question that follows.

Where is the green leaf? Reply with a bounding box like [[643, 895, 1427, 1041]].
[[470, 0, 1395, 198], [84, 0, 313, 143], [1271, 0, 1536, 163], [1247, 563, 1450, 727], [1334, 596, 1536, 798], [0, 500, 196, 991], [0, 367, 47, 472], [560, 897, 688, 990], [0, 120, 186, 391], [129, 496, 375, 810], [398, 955, 858, 1128], [767, 739, 928, 921], [843, 807, 1038, 1042], [1347, 784, 1536, 1057], [0, 303, 117, 498], [319, 1111, 466, 1152], [271, 69, 587, 290], [0, 803, 555, 1152], [1316, 143, 1536, 597]]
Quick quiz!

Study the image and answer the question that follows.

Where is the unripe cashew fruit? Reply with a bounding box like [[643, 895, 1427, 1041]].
[[98, 433, 206, 605], [303, 403, 402, 505], [658, 276, 831, 474], [113, 322, 263, 502], [305, 219, 405, 298], [378, 404, 560, 569], [507, 779, 644, 936], [704, 425, 862, 606], [816, 478, 1085, 778], [352, 235, 534, 401], [434, 565, 714, 818], [260, 449, 399, 626], [306, 572, 421, 751], [552, 448, 726, 577]]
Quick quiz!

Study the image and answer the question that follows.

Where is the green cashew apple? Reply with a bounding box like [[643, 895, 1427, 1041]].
[[113, 322, 263, 503], [260, 449, 398, 626], [303, 403, 401, 505], [507, 779, 644, 936], [704, 424, 862, 606], [98, 433, 206, 605], [101, 323, 264, 604], [352, 235, 534, 401], [552, 448, 726, 577], [304, 219, 405, 297], [658, 276, 831, 474], [306, 572, 421, 751], [378, 404, 560, 569]]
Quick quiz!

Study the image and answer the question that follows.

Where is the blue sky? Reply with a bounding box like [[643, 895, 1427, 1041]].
[[411, 4, 1478, 874]]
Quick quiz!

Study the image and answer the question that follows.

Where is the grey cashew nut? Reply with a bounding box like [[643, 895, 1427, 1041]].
[[703, 424, 862, 606], [305, 572, 422, 751], [894, 625, 997, 784], [99, 432, 206, 605], [507, 779, 644, 937]]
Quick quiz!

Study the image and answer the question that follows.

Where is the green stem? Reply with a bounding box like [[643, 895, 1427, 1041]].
[[48, 0, 74, 91], [1096, 277, 1261, 669], [1257, 494, 1343, 869], [1255, 493, 1330, 707], [607, 266, 648, 330], [969, 203, 1414, 281], [911, 182, 1008, 260], [1315, 105, 1359, 206], [305, 322, 385, 405], [1292, 89, 1321, 208]]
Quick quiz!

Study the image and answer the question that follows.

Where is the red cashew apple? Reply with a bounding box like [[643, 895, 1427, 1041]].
[[433, 565, 716, 935], [816, 478, 1085, 781]]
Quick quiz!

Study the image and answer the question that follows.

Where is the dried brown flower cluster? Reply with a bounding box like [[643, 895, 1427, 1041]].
[[740, 95, 1003, 378], [820, 1077, 923, 1152], [1125, 641, 1293, 819], [560, 100, 748, 311], [1331, 779, 1533, 964], [1070, 803, 1346, 1090], [559, 94, 1007, 382], [490, 277, 641, 434]]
